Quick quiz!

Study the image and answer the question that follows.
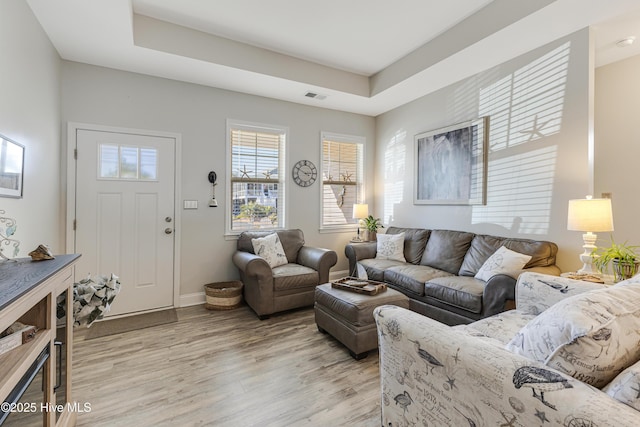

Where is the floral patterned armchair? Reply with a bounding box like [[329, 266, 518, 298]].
[[374, 272, 640, 426]]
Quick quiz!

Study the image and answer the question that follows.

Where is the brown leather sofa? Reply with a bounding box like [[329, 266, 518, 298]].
[[345, 227, 560, 325], [233, 229, 338, 319]]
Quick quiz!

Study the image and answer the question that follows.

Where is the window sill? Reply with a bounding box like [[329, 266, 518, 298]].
[[318, 227, 357, 234]]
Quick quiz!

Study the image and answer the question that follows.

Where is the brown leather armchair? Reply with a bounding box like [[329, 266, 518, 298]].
[[232, 229, 338, 319]]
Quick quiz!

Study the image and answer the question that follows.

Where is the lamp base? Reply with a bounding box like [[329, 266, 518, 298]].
[[352, 227, 363, 242], [577, 231, 599, 275]]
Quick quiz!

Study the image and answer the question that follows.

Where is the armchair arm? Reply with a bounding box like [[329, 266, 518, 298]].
[[232, 251, 274, 316], [374, 305, 639, 426], [297, 246, 337, 283], [515, 272, 608, 315], [344, 242, 377, 276], [232, 251, 272, 280]]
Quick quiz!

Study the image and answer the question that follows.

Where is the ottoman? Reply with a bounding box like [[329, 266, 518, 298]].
[[314, 283, 409, 359]]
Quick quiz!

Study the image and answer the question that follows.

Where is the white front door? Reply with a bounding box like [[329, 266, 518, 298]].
[[74, 129, 176, 316]]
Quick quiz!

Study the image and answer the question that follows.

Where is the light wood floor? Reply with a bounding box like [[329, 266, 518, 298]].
[[72, 304, 381, 427]]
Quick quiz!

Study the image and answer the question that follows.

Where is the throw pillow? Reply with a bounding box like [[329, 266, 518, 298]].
[[251, 233, 288, 268], [375, 232, 406, 262], [474, 246, 532, 281], [603, 360, 640, 411], [505, 283, 640, 388]]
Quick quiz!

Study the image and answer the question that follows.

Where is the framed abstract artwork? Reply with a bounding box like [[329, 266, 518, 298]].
[[414, 117, 488, 205]]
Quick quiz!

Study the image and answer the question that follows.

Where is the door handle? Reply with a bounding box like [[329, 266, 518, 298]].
[[164, 228, 173, 235]]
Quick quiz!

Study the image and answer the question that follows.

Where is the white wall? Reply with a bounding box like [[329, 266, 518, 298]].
[[61, 62, 375, 298], [595, 54, 640, 250], [0, 0, 62, 256], [375, 29, 593, 272]]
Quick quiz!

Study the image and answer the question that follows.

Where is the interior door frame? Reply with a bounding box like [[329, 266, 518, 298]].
[[65, 122, 182, 312]]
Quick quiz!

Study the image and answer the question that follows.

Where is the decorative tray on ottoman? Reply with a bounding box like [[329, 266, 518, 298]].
[[331, 277, 387, 295]]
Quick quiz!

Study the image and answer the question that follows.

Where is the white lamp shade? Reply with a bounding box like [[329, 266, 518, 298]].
[[352, 204, 369, 219], [567, 198, 614, 232]]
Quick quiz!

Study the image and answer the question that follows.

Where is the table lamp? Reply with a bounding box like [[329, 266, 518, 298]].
[[352, 204, 369, 241], [567, 196, 614, 274]]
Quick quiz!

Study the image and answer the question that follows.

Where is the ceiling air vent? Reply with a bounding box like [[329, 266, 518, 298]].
[[304, 92, 327, 100]]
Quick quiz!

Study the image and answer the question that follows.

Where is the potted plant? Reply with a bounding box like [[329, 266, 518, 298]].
[[592, 237, 640, 282], [361, 215, 384, 241]]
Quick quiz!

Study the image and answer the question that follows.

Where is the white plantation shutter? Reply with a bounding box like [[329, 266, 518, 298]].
[[229, 122, 286, 232], [321, 133, 364, 229]]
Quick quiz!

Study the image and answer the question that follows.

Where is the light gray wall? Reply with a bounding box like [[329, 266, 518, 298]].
[[61, 62, 375, 299], [5, 2, 624, 302], [375, 29, 593, 272], [595, 54, 640, 252], [0, 0, 62, 256]]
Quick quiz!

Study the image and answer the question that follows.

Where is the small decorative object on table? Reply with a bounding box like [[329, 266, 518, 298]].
[[362, 214, 384, 242], [331, 277, 387, 296], [28, 243, 54, 261], [561, 272, 605, 284], [0, 209, 19, 260], [592, 237, 640, 282]]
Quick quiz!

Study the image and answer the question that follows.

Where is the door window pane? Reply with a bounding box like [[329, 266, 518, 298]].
[[99, 144, 158, 180], [140, 148, 158, 180], [100, 144, 119, 178], [120, 146, 138, 179]]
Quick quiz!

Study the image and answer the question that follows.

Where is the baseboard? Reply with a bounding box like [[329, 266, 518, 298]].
[[180, 271, 350, 307], [330, 270, 349, 280], [179, 292, 206, 307]]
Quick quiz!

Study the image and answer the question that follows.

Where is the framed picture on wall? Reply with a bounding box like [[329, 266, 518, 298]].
[[0, 134, 25, 198], [414, 117, 488, 205]]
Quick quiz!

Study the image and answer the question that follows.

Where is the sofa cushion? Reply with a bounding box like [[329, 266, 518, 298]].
[[375, 232, 406, 262], [251, 233, 288, 268], [603, 360, 640, 411], [503, 238, 558, 268], [359, 258, 406, 282], [384, 264, 453, 296], [272, 263, 318, 291], [459, 234, 506, 276], [386, 227, 431, 264], [515, 272, 607, 315], [420, 230, 474, 274], [238, 229, 304, 263], [505, 282, 640, 388], [459, 310, 537, 345], [474, 246, 532, 281], [425, 276, 484, 313], [276, 229, 306, 263]]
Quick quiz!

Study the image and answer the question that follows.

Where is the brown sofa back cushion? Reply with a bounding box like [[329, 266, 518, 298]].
[[458, 234, 559, 276], [503, 238, 558, 268], [458, 234, 506, 276], [386, 226, 431, 264], [236, 229, 305, 264], [420, 230, 474, 274]]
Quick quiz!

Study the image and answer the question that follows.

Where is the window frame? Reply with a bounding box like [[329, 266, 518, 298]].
[[226, 119, 288, 236], [319, 131, 365, 232]]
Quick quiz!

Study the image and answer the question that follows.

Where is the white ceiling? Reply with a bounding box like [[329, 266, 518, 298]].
[[26, 0, 640, 116]]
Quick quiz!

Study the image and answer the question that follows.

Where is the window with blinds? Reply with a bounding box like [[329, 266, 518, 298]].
[[229, 121, 286, 232], [321, 133, 364, 229]]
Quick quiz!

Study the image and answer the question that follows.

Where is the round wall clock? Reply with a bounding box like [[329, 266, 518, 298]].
[[292, 160, 318, 187]]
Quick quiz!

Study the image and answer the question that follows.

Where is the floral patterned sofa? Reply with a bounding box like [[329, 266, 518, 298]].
[[374, 272, 640, 426]]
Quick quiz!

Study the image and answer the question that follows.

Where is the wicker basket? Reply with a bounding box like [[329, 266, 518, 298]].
[[204, 281, 243, 310]]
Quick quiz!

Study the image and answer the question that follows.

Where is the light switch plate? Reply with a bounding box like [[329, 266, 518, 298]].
[[183, 200, 198, 209]]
